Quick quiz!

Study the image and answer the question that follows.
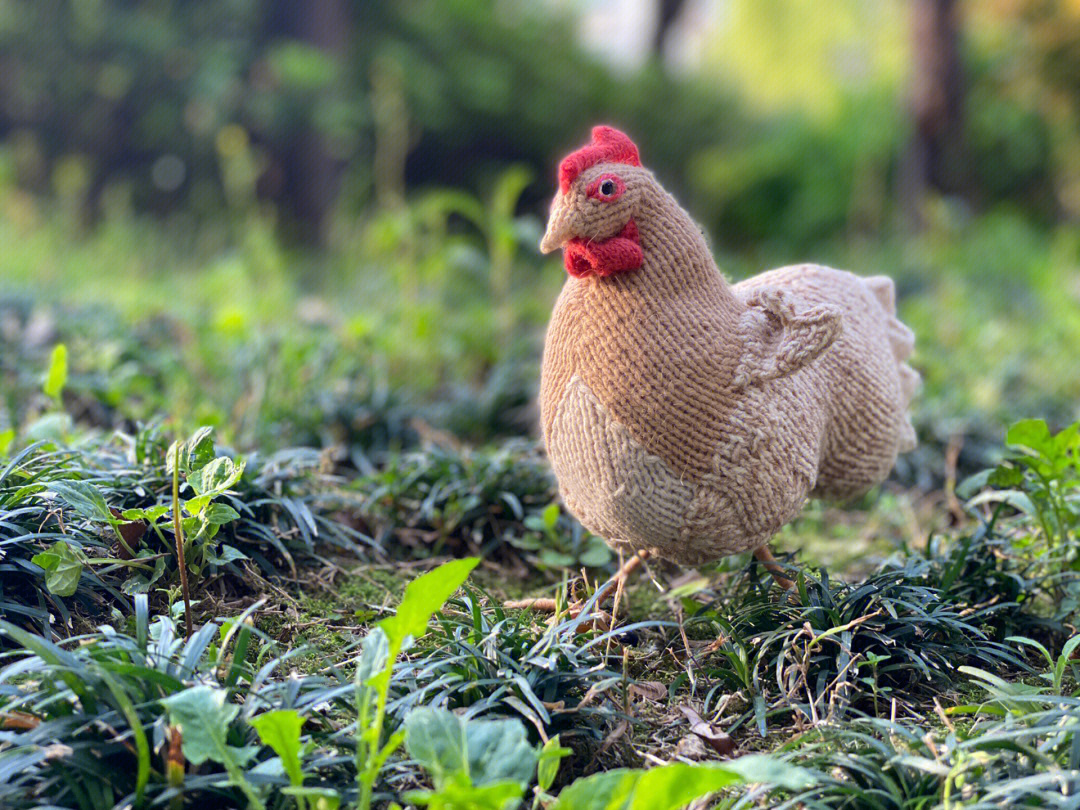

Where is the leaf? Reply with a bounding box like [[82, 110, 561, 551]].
[[629, 682, 668, 703], [678, 705, 736, 756], [378, 558, 479, 654], [203, 502, 241, 525], [250, 709, 305, 787], [542, 503, 560, 530], [1006, 419, 1052, 454], [282, 787, 341, 810], [537, 735, 571, 792], [160, 685, 257, 767], [48, 480, 112, 522], [461, 715, 538, 787], [43, 343, 67, 400], [580, 541, 613, 567], [31, 541, 86, 597], [186, 426, 217, 471], [205, 544, 248, 565], [99, 669, 151, 804], [110, 507, 146, 559], [404, 708, 467, 786], [403, 779, 524, 810], [404, 707, 537, 789], [987, 465, 1024, 489], [356, 626, 390, 686], [551, 757, 815, 810], [188, 457, 245, 497], [965, 489, 1036, 515], [23, 412, 72, 442], [0, 428, 14, 456], [122, 504, 171, 522], [956, 468, 992, 499]]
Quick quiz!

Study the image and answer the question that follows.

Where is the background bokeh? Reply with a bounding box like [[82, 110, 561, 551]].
[[2, 0, 1079, 479]]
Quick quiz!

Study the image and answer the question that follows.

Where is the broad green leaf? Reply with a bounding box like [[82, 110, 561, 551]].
[[540, 550, 575, 568], [160, 685, 257, 767], [23, 412, 72, 442], [461, 715, 538, 787], [580, 541, 613, 567], [379, 557, 479, 653], [184, 495, 212, 517], [282, 787, 341, 810], [188, 457, 245, 496], [537, 735, 571, 792], [987, 465, 1024, 489], [1060, 634, 1080, 665], [205, 544, 248, 565], [48, 480, 112, 522], [405, 708, 468, 785], [717, 754, 818, 789], [43, 343, 67, 400], [356, 626, 390, 686], [542, 502, 560, 530], [0, 428, 13, 456], [31, 541, 86, 597], [1007, 419, 1052, 456], [403, 779, 524, 810], [551, 757, 815, 810], [122, 504, 171, 522], [404, 708, 537, 789], [186, 426, 217, 471], [250, 709, 305, 786], [203, 502, 241, 524]]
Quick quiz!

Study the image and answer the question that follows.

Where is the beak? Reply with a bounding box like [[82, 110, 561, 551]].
[[539, 197, 575, 254]]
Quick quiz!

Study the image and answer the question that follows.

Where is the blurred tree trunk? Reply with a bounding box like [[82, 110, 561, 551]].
[[268, 0, 351, 244], [903, 0, 965, 225], [653, 0, 687, 57]]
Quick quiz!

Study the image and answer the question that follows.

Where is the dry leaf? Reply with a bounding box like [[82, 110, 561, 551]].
[[678, 705, 736, 756], [629, 681, 667, 702], [675, 733, 709, 760], [1, 710, 41, 730], [109, 507, 147, 560]]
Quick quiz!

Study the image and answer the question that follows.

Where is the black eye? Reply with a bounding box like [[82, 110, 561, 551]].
[[599, 179, 616, 196]]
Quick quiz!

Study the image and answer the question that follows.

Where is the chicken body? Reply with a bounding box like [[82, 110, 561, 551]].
[[539, 129, 917, 566]]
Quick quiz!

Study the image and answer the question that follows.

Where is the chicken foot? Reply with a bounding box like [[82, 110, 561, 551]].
[[753, 544, 795, 591]]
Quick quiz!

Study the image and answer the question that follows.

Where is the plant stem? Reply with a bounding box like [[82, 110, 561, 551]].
[[172, 442, 193, 640]]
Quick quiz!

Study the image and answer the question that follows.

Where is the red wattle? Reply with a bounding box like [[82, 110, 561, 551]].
[[563, 219, 643, 279]]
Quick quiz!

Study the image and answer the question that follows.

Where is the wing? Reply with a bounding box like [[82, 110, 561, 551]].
[[732, 286, 842, 388]]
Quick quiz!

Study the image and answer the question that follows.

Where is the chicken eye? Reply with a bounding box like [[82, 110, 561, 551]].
[[587, 174, 625, 202]]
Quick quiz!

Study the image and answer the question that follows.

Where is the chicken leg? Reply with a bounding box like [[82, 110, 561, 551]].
[[753, 544, 795, 591], [504, 548, 650, 624]]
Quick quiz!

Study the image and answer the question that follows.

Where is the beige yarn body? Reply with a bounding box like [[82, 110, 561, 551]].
[[540, 165, 918, 566]]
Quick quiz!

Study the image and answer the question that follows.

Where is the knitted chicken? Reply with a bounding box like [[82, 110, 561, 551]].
[[538, 126, 918, 582]]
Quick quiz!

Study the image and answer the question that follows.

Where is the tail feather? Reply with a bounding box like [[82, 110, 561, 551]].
[[863, 275, 919, 452], [864, 274, 895, 312]]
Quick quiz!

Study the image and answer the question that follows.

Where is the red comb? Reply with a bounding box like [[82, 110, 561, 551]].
[[558, 126, 641, 194]]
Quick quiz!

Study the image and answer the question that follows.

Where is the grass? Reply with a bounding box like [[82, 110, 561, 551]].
[[1, 409, 1078, 807]]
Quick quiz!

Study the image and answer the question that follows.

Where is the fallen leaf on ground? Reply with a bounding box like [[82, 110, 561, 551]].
[[678, 705, 736, 756], [629, 681, 667, 702]]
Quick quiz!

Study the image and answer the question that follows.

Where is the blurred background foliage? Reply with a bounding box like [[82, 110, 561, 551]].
[[2, 0, 1079, 479]]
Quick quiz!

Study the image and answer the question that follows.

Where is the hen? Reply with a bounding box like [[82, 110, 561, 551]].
[[538, 126, 918, 587]]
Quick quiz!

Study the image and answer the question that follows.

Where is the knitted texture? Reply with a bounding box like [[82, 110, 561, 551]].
[[539, 127, 918, 566]]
